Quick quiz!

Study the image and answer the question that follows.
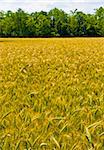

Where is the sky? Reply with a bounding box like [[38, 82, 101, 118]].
[[0, 0, 104, 14]]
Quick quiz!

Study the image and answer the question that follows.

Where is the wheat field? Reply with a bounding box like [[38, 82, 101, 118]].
[[0, 38, 104, 149]]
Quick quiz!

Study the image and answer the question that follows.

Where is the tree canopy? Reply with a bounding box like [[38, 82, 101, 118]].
[[0, 7, 104, 37]]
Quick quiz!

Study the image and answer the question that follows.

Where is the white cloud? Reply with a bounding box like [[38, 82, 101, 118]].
[[29, 0, 102, 1], [78, 0, 102, 1], [0, 0, 104, 13]]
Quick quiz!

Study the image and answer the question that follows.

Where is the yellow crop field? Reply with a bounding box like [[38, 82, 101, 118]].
[[0, 38, 104, 149]]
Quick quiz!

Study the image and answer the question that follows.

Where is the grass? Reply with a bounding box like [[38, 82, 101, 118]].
[[0, 38, 104, 149]]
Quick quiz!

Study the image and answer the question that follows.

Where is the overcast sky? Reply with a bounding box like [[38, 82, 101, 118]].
[[0, 0, 104, 14]]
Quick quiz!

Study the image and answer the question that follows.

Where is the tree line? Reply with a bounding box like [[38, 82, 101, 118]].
[[0, 7, 104, 37]]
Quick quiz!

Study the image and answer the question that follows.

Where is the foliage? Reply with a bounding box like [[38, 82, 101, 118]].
[[0, 38, 104, 149], [0, 7, 104, 37]]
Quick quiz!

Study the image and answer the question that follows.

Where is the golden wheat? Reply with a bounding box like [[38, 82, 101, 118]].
[[0, 38, 104, 149]]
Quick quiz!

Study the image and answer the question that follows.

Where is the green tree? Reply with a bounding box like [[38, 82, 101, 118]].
[[0, 7, 104, 37], [95, 7, 104, 36], [48, 8, 68, 36], [0, 11, 5, 36]]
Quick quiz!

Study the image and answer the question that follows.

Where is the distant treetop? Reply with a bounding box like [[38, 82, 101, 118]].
[[0, 7, 104, 37]]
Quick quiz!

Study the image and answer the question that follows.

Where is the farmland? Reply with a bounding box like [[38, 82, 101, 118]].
[[0, 38, 104, 149]]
